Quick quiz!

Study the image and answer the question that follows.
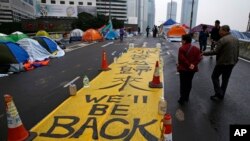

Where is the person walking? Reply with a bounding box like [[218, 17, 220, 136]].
[[119, 27, 124, 42], [177, 34, 202, 105], [138, 26, 141, 35], [199, 25, 209, 52], [152, 25, 158, 38], [210, 20, 221, 51], [146, 26, 150, 37], [203, 25, 239, 101]]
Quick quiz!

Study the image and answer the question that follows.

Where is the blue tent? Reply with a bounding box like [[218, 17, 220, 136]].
[[105, 30, 119, 40], [231, 30, 250, 40], [0, 41, 29, 64], [33, 36, 58, 53], [163, 18, 177, 26]]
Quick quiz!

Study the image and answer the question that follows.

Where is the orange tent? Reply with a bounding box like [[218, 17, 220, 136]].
[[82, 29, 103, 42], [167, 25, 187, 38]]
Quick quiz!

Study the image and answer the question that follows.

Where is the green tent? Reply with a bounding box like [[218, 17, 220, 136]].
[[8, 31, 28, 42], [0, 33, 15, 42]]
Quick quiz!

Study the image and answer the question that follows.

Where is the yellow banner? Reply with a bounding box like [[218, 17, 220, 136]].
[[31, 48, 164, 141]]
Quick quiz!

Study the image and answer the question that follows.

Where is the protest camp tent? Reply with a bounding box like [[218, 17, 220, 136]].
[[163, 18, 177, 26], [70, 29, 84, 42], [190, 24, 214, 33], [0, 41, 29, 64], [82, 29, 103, 42], [105, 30, 119, 40], [0, 33, 15, 42], [8, 31, 28, 42], [33, 36, 65, 58], [17, 38, 51, 61], [36, 30, 50, 37], [167, 25, 187, 38]]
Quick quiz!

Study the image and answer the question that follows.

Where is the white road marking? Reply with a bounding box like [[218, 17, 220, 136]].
[[111, 51, 116, 56], [239, 57, 250, 63], [64, 76, 80, 88], [101, 42, 114, 47]]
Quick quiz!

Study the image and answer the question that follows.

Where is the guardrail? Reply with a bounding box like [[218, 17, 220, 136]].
[[239, 39, 250, 60]]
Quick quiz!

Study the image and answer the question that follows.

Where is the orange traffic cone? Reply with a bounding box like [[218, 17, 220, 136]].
[[4, 94, 36, 141], [149, 61, 163, 88], [162, 113, 173, 141], [100, 50, 111, 71]]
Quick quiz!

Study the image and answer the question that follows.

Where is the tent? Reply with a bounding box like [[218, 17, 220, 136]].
[[70, 29, 84, 42], [231, 30, 250, 41], [105, 30, 119, 40], [33, 36, 65, 58], [36, 30, 50, 37], [82, 29, 103, 42], [0, 42, 29, 64], [167, 25, 187, 38], [190, 24, 214, 33], [17, 38, 51, 61], [163, 18, 177, 26], [0, 33, 15, 42], [9, 31, 28, 42]]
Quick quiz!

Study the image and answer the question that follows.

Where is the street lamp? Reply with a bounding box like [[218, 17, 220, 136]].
[[189, 0, 194, 29]]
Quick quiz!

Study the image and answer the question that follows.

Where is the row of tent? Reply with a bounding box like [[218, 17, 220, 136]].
[[0, 36, 65, 73], [161, 18, 250, 42]]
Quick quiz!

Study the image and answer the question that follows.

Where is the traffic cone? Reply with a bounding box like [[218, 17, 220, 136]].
[[100, 50, 111, 71], [4, 94, 36, 141], [149, 61, 163, 88], [162, 113, 173, 141]]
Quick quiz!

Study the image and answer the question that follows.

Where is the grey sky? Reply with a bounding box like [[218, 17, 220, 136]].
[[155, 0, 250, 31]]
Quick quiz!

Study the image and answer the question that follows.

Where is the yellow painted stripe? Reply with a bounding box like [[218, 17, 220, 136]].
[[31, 48, 164, 141]]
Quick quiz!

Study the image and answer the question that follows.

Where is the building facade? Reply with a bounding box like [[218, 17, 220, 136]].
[[247, 12, 250, 32], [0, 0, 36, 22], [181, 0, 198, 28], [96, 0, 127, 21], [166, 1, 177, 21]]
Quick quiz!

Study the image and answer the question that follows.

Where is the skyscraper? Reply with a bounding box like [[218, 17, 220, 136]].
[[167, 1, 177, 21], [181, 0, 198, 28]]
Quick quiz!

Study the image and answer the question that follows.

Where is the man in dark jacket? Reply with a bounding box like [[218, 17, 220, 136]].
[[177, 34, 202, 105], [203, 25, 239, 101], [210, 20, 221, 51]]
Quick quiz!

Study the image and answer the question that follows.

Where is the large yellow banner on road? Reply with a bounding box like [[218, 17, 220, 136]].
[[31, 48, 164, 141]]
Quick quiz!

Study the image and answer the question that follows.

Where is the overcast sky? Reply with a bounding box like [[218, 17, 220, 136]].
[[155, 0, 250, 31]]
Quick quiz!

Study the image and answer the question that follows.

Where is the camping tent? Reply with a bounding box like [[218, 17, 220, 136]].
[[70, 29, 84, 42], [190, 24, 214, 33], [163, 18, 177, 26], [33, 36, 65, 58], [9, 31, 28, 42], [0, 42, 29, 64], [0, 33, 15, 42], [105, 30, 118, 40], [167, 25, 187, 38], [36, 30, 50, 37], [82, 29, 103, 42], [17, 38, 51, 61]]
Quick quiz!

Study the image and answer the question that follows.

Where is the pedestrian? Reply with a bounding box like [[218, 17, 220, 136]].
[[119, 27, 124, 42], [152, 25, 158, 38], [199, 25, 209, 52], [203, 25, 239, 101], [177, 34, 202, 105], [138, 26, 141, 35], [146, 26, 150, 37], [210, 20, 221, 51]]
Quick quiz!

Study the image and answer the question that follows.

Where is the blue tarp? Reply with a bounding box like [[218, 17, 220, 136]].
[[163, 18, 177, 26], [105, 30, 119, 40], [231, 30, 250, 40]]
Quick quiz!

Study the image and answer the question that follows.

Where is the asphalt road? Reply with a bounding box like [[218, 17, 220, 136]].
[[1, 35, 250, 141]]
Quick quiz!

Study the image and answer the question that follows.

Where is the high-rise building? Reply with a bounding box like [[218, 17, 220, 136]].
[[96, 0, 127, 21], [166, 1, 177, 21], [0, 0, 36, 22], [127, 0, 138, 24], [181, 0, 198, 28], [128, 0, 154, 33]]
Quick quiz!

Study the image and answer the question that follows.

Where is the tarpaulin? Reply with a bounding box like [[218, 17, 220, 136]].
[[31, 48, 164, 141]]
